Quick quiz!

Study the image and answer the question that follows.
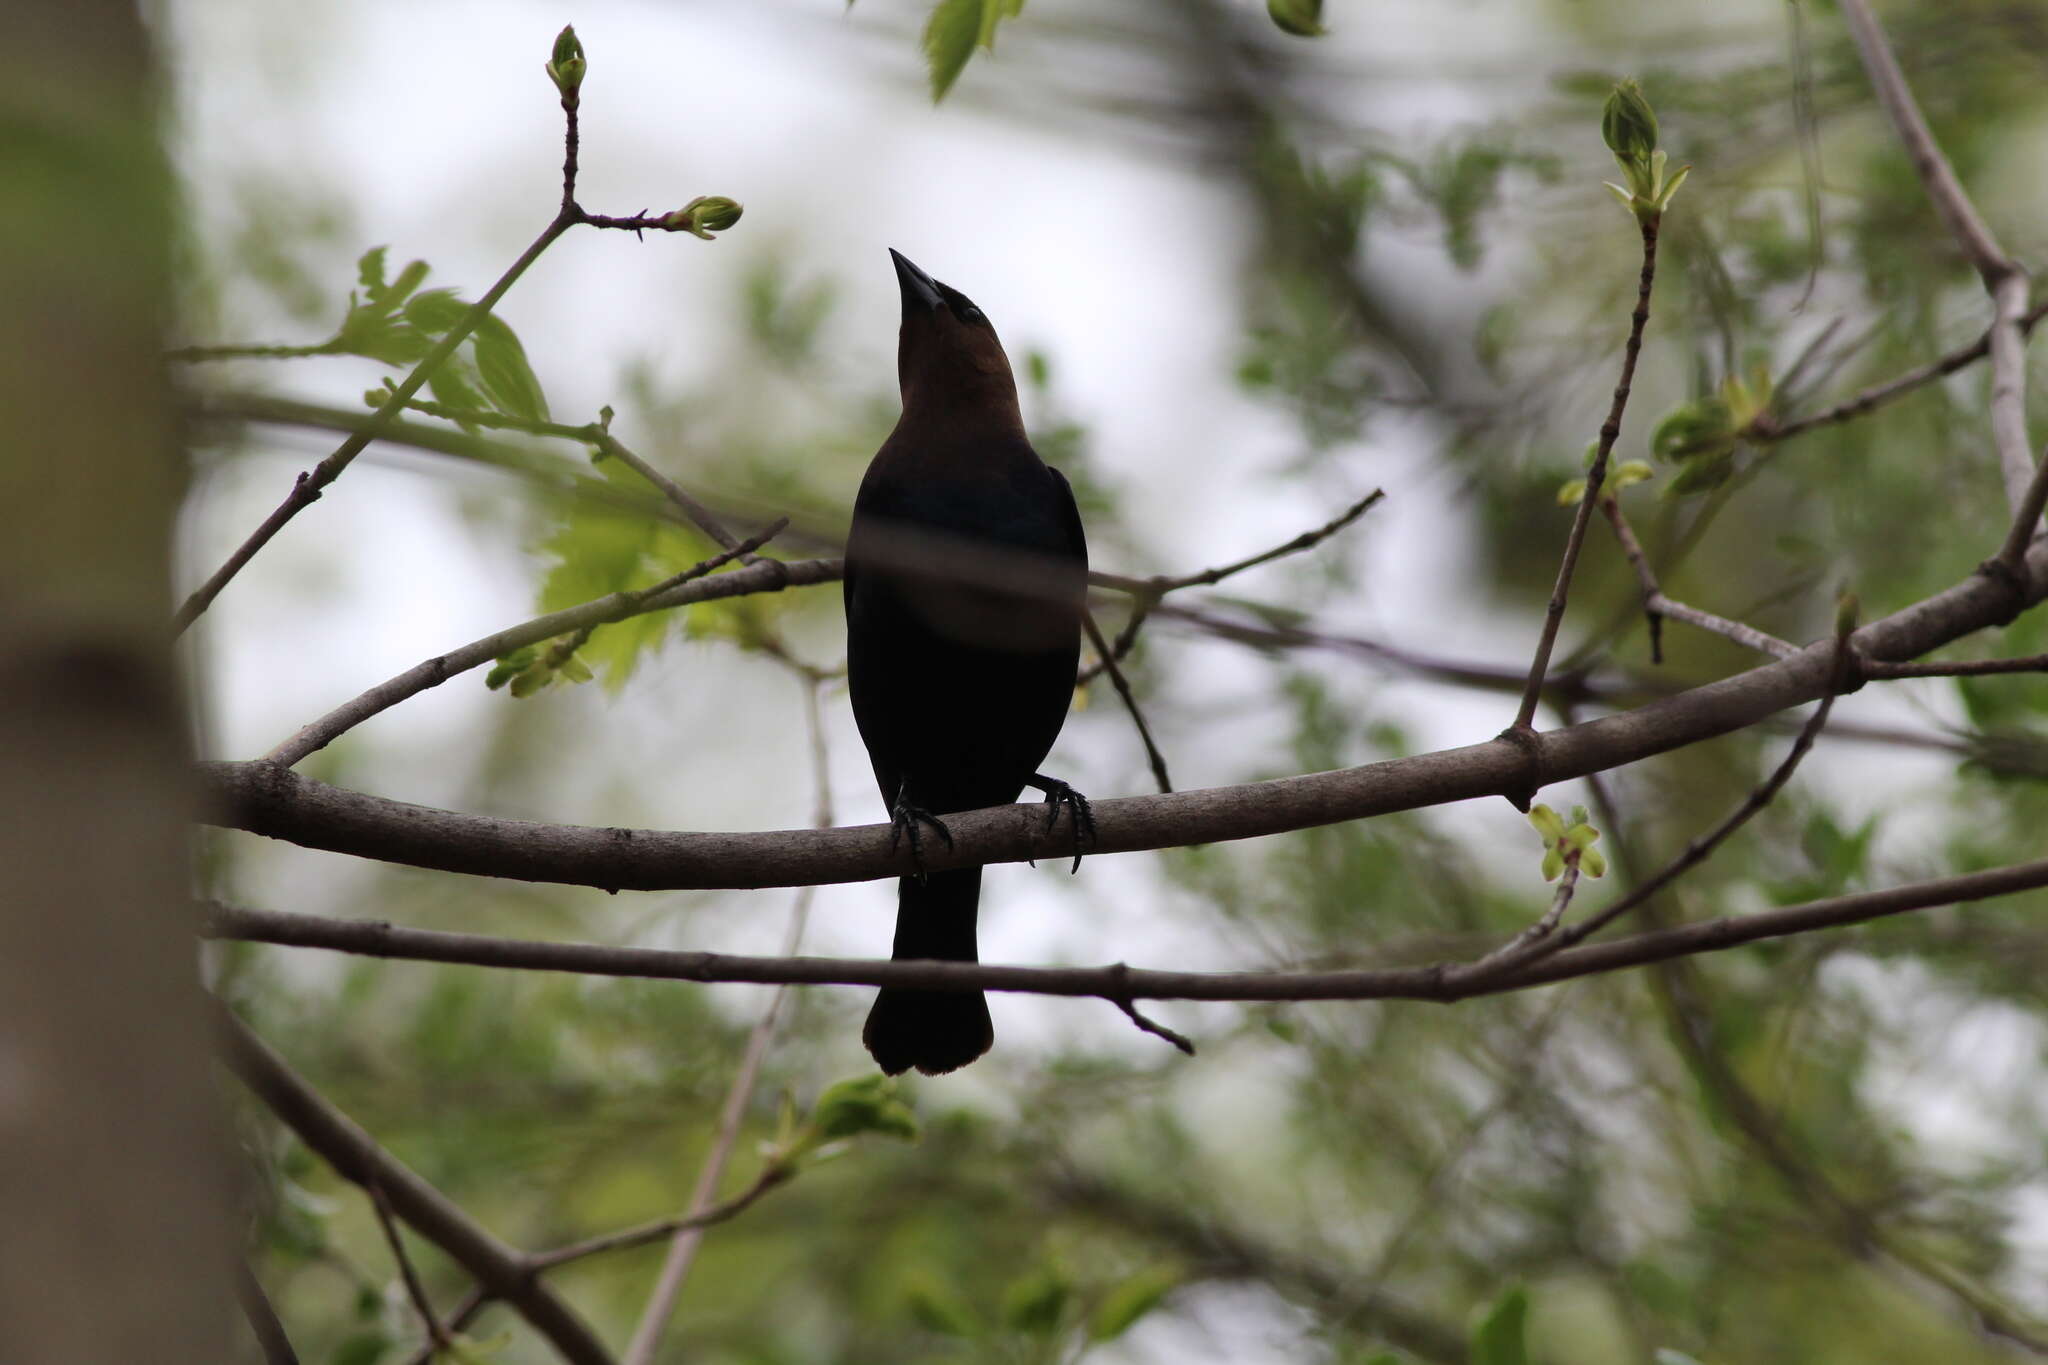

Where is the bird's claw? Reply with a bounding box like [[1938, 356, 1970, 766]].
[[889, 790, 953, 882], [1028, 776, 1095, 873]]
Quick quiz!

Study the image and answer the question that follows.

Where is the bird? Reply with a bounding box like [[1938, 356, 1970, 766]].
[[845, 249, 1093, 1076]]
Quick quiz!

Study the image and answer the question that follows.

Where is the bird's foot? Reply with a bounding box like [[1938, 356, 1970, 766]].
[[889, 786, 954, 882], [1025, 774, 1095, 873]]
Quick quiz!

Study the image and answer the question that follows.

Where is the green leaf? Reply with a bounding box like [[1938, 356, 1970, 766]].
[[403, 287, 472, 336], [1581, 846, 1608, 878], [1471, 1285, 1531, 1365], [1610, 460, 1654, 489], [1556, 478, 1587, 507], [556, 654, 594, 685], [471, 315, 551, 422], [1088, 1267, 1178, 1341], [804, 1074, 920, 1147], [1000, 1267, 1069, 1336], [356, 246, 389, 294], [923, 0, 987, 102], [1267, 0, 1326, 37], [1527, 804, 1565, 840], [1541, 848, 1565, 882]]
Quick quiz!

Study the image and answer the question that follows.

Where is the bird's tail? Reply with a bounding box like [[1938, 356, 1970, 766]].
[[863, 868, 992, 1076]]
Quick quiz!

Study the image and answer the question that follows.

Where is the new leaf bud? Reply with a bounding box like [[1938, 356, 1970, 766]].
[[547, 26, 587, 97]]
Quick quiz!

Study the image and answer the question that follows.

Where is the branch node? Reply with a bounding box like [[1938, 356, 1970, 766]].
[[1106, 963, 1195, 1055], [1493, 724, 1544, 813]]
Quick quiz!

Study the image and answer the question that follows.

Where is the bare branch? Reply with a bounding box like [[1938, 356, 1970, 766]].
[[1755, 299, 2048, 445], [263, 544, 824, 768], [1515, 214, 1663, 731], [200, 539, 2048, 894], [199, 852, 2048, 1005], [1836, 0, 2015, 283], [1865, 651, 2048, 679], [214, 1006, 613, 1365], [1837, 0, 2034, 517], [367, 1181, 451, 1358], [1083, 607, 1172, 794], [1996, 440, 2048, 580], [1599, 494, 1800, 660], [1091, 488, 1384, 597]]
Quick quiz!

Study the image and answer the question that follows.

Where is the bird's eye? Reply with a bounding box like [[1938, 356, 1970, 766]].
[[958, 304, 984, 324]]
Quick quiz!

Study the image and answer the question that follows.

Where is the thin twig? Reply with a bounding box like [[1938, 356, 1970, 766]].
[[1529, 626, 1856, 960], [171, 339, 345, 363], [1600, 494, 1800, 660], [1995, 440, 2048, 579], [1082, 607, 1172, 794], [1077, 489, 1383, 686], [198, 851, 2048, 1006], [1513, 214, 1663, 731], [525, 1166, 794, 1274], [1755, 299, 2048, 445], [1864, 650, 2048, 679], [262, 526, 801, 767], [367, 1180, 451, 1358], [1093, 489, 1385, 597], [619, 669, 830, 1365]]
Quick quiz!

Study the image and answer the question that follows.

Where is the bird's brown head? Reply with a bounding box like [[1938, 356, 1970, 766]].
[[890, 249, 1022, 429]]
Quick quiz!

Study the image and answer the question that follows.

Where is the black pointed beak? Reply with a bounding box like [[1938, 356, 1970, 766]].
[[890, 248, 945, 317]]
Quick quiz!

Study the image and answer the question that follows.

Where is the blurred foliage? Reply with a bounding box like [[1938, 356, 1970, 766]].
[[175, 0, 2048, 1362]]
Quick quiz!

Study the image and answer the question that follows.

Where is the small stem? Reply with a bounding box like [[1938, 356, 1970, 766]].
[[1513, 213, 1662, 731], [1083, 607, 1172, 794]]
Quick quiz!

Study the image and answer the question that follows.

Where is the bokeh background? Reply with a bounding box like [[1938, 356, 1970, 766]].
[[172, 1, 2048, 1360]]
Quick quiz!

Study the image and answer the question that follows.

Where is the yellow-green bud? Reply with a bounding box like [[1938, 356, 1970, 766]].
[[547, 26, 586, 97], [1602, 79, 1659, 165], [1267, 0, 1326, 37], [664, 196, 744, 240]]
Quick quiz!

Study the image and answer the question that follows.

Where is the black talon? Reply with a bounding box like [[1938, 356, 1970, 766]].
[[888, 782, 953, 882], [1025, 774, 1095, 873]]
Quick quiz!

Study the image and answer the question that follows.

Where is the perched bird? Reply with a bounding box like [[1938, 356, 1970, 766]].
[[845, 250, 1092, 1076]]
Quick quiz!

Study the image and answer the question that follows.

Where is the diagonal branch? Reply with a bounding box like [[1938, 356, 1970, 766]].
[[263, 543, 825, 768], [1837, 0, 2034, 515], [214, 1006, 613, 1365], [1514, 214, 1663, 731], [1083, 607, 1172, 794]]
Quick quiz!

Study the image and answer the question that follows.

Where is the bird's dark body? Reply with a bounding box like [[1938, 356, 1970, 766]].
[[847, 252, 1088, 1076]]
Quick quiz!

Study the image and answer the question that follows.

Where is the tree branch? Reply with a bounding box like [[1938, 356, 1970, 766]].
[[214, 1006, 613, 1365], [1837, 0, 2034, 514], [199, 853, 2048, 1005], [200, 540, 2048, 891]]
